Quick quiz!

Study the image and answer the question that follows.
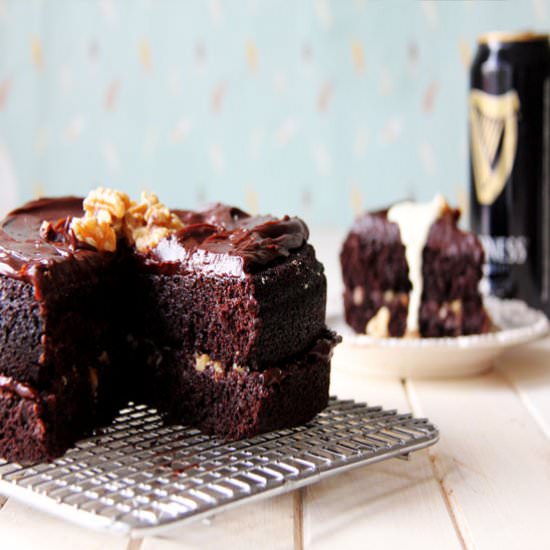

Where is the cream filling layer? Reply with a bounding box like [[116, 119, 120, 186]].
[[387, 195, 447, 334]]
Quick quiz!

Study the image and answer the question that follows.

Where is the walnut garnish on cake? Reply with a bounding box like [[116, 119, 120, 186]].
[[124, 191, 184, 253], [66, 187, 184, 253]]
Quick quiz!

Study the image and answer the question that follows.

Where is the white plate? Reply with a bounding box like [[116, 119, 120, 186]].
[[329, 297, 549, 379]]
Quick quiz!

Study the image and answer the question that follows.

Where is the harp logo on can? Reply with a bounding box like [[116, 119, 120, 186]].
[[469, 89, 520, 205]]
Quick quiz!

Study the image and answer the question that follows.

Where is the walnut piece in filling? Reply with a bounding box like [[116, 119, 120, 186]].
[[365, 306, 391, 338], [68, 187, 184, 253]]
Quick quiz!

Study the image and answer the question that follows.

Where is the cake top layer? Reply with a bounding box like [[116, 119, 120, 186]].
[[0, 194, 310, 280]]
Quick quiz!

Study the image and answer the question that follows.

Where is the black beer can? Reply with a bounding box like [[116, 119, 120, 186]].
[[469, 32, 550, 314]]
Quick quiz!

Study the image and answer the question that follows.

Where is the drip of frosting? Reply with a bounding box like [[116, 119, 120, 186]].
[[387, 195, 447, 333]]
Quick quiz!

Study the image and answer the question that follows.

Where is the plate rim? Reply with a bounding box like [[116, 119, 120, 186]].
[[328, 297, 550, 351]]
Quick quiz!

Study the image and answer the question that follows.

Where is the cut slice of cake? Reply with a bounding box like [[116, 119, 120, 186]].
[[340, 195, 490, 338], [0, 189, 339, 462]]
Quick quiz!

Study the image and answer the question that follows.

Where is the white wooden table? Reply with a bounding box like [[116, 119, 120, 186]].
[[2, 230, 549, 549]]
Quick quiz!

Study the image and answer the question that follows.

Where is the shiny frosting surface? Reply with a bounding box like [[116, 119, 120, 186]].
[[153, 204, 309, 276], [0, 197, 88, 279], [0, 198, 310, 279]]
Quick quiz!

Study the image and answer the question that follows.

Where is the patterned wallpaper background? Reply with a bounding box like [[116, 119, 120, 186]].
[[0, 0, 547, 225]]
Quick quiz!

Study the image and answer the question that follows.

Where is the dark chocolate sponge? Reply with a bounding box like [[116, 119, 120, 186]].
[[146, 332, 335, 441], [420, 211, 490, 337], [340, 211, 410, 337]]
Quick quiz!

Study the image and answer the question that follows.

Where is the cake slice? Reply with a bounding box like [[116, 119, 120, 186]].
[[340, 196, 490, 338], [125, 203, 334, 439], [0, 190, 338, 462]]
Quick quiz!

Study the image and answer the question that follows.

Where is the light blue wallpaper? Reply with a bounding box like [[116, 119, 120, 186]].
[[0, 0, 547, 225]]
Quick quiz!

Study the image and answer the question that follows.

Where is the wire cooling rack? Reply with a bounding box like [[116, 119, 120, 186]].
[[0, 397, 438, 537]]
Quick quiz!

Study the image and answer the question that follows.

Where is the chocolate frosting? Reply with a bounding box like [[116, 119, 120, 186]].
[[0, 197, 96, 280], [0, 198, 310, 281], [148, 203, 310, 276]]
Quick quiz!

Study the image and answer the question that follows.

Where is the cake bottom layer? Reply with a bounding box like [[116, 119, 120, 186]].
[[143, 331, 338, 441], [344, 288, 491, 338], [0, 385, 55, 463], [0, 375, 98, 463], [343, 287, 408, 337], [0, 332, 338, 463], [0, 362, 130, 464], [419, 297, 491, 337]]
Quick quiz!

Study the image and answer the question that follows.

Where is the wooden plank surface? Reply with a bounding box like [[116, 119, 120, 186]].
[[407, 363, 550, 550], [0, 499, 129, 550], [301, 370, 462, 550], [141, 493, 295, 550], [498, 338, 550, 439]]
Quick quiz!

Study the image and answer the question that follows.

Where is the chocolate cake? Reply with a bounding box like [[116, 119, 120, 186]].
[[341, 196, 490, 338], [0, 189, 338, 462]]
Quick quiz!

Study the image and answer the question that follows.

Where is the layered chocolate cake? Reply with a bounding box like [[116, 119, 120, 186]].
[[341, 196, 490, 338], [0, 189, 338, 462]]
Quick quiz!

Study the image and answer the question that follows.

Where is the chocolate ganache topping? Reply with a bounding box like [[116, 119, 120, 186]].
[[151, 203, 310, 276], [0, 198, 310, 280], [0, 197, 92, 280]]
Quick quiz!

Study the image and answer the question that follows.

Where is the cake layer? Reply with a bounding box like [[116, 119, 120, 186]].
[[0, 262, 123, 387], [341, 210, 411, 337], [133, 244, 327, 369], [343, 287, 408, 337], [0, 373, 99, 463], [340, 211, 411, 292], [422, 214, 486, 301], [0, 332, 337, 462], [0, 386, 54, 463], [419, 296, 490, 337], [0, 276, 44, 384], [418, 212, 490, 337], [142, 331, 337, 440]]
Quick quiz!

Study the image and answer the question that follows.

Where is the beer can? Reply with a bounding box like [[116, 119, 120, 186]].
[[469, 32, 550, 314]]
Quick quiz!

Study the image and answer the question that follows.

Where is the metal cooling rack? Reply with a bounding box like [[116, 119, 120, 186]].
[[0, 397, 438, 537]]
